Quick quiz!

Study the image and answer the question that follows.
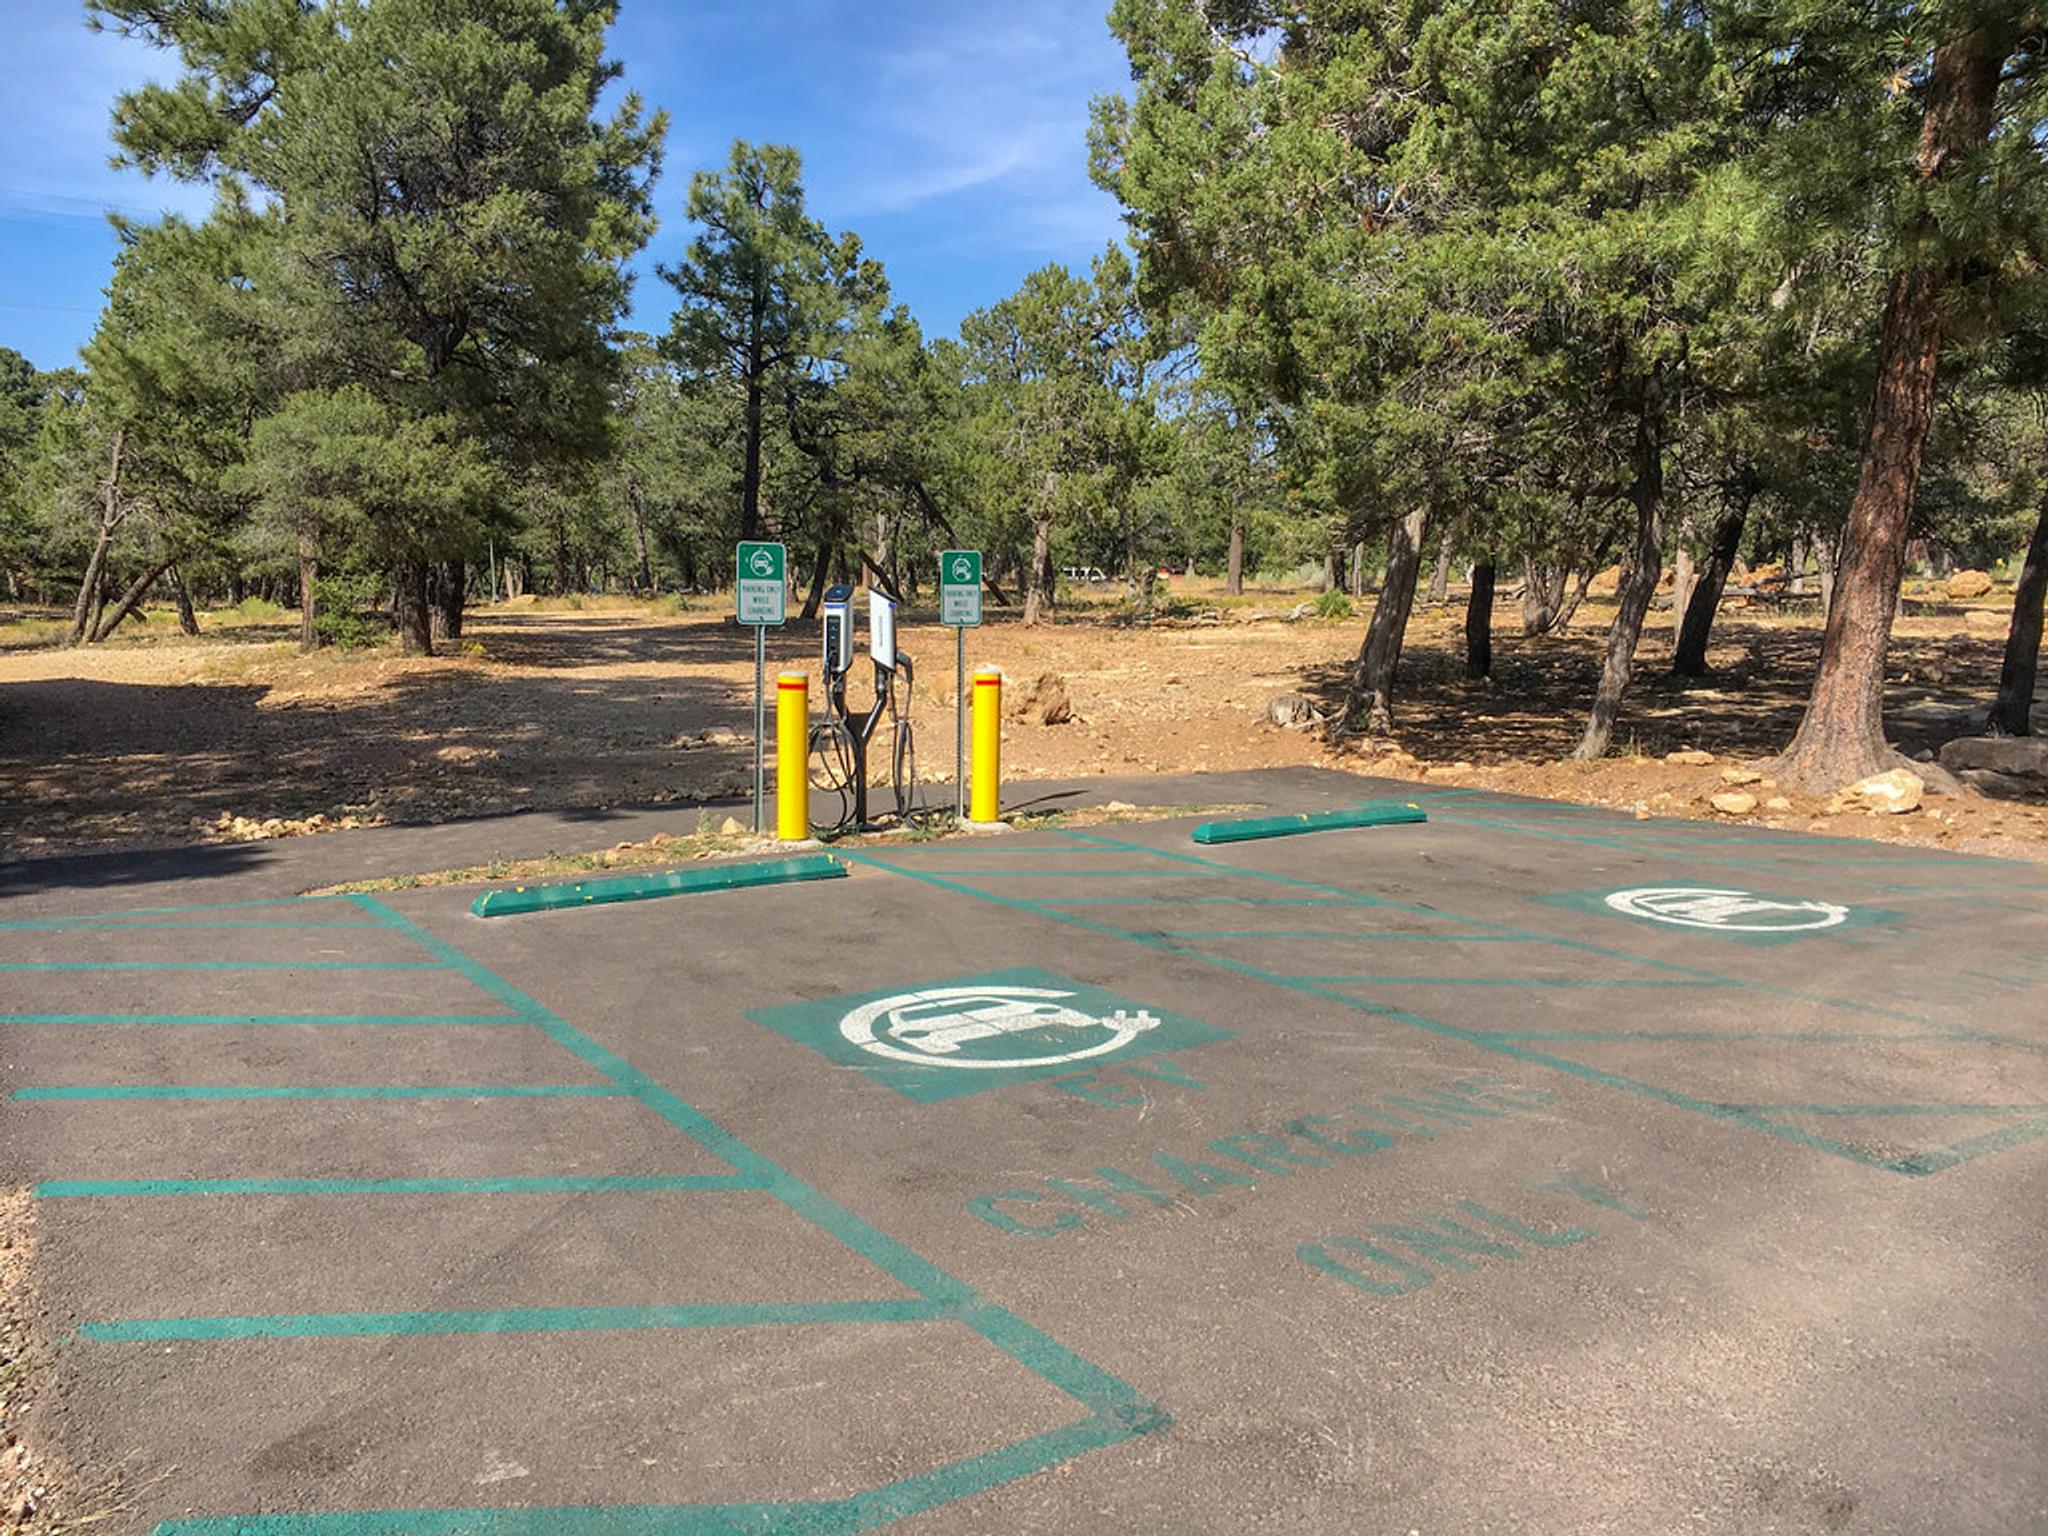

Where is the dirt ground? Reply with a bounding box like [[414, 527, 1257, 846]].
[[3, 578, 2046, 864]]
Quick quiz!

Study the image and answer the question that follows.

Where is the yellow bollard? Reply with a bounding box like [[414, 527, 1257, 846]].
[[970, 667, 1002, 824], [776, 671, 809, 841]]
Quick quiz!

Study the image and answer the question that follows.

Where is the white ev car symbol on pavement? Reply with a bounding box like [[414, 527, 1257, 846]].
[[1602, 886, 1850, 933], [839, 985, 1160, 1069]]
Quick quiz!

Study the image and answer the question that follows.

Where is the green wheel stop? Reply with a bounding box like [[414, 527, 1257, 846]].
[[1190, 801, 1427, 846], [472, 853, 848, 917]]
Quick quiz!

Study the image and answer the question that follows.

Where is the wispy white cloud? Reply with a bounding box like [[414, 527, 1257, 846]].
[[829, 2, 1126, 244], [0, 4, 214, 227]]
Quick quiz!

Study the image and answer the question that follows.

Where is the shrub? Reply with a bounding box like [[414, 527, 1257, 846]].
[[233, 595, 285, 621], [1313, 588, 1354, 620], [312, 571, 391, 649]]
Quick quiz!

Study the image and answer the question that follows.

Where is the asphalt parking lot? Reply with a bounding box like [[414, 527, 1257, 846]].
[[4, 768, 2045, 1534]]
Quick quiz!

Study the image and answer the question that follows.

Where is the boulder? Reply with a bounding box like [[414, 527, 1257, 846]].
[[1940, 735, 2048, 779], [1665, 749, 1715, 766], [1764, 795, 1792, 811], [1266, 693, 1324, 729], [1964, 610, 2007, 634], [1829, 768, 1924, 816], [1710, 791, 1757, 816], [1011, 672, 1072, 726], [1958, 768, 2047, 800], [1720, 766, 1762, 785], [1947, 569, 1995, 599]]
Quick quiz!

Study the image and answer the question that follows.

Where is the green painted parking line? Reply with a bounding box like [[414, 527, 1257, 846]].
[[0, 960, 446, 972], [872, 868, 1197, 878], [330, 895, 1168, 1521], [1034, 895, 1380, 907], [1296, 975, 1724, 989], [353, 894, 1160, 1421], [838, 852, 1918, 1174], [1726, 1102, 2048, 1116], [908, 843, 1119, 854], [15, 1084, 626, 1102], [83, 1298, 948, 1343], [1896, 1112, 2048, 1174], [154, 1413, 1143, 1536], [0, 895, 357, 929], [37, 1174, 760, 1199], [1478, 1029, 1960, 1043], [0, 1013, 530, 1027], [1055, 828, 2023, 1048], [853, 845, 2048, 1176], [0, 919, 383, 932], [1154, 929, 1523, 941]]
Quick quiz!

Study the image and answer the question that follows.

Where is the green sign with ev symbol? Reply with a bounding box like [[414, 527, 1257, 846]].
[[747, 966, 1232, 1102], [735, 540, 786, 625], [939, 549, 982, 628]]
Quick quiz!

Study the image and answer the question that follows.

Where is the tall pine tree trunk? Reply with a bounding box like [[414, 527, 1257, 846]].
[[740, 285, 766, 544], [1773, 21, 2012, 789], [1225, 517, 1244, 596], [67, 429, 127, 647], [1994, 498, 2048, 736], [798, 539, 832, 622], [434, 559, 465, 641], [1023, 490, 1054, 626], [629, 490, 652, 594], [90, 557, 175, 643], [169, 564, 199, 636], [299, 532, 320, 652], [1574, 373, 1666, 760], [395, 560, 433, 656], [1465, 558, 1496, 679], [1670, 514, 1696, 648], [1521, 555, 1560, 635], [1555, 532, 1617, 635], [1674, 489, 1751, 678], [1346, 507, 1428, 735]]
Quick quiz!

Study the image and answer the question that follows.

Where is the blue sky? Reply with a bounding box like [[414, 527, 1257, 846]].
[[0, 0, 1135, 371]]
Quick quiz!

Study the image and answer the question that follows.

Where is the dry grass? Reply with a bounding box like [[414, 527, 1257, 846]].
[[304, 801, 1258, 897]]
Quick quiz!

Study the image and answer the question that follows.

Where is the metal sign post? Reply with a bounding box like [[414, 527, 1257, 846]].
[[735, 541, 787, 833], [938, 550, 983, 820]]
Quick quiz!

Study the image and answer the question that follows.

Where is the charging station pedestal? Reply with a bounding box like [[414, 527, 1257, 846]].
[[814, 573, 914, 832]]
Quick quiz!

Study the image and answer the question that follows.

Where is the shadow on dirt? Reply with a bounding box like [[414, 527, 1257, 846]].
[[0, 661, 758, 857], [1295, 616, 2008, 763]]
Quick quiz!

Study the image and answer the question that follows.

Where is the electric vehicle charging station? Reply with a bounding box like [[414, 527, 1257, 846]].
[[810, 561, 919, 833]]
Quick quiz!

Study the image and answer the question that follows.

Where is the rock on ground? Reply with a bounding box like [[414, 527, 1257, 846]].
[[1947, 569, 1995, 599], [1266, 693, 1323, 729], [1010, 672, 1072, 726], [1940, 735, 2048, 779], [1665, 749, 1715, 766], [1828, 768, 1925, 816], [1710, 791, 1758, 815]]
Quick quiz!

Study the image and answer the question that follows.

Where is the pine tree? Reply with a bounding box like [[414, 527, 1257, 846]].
[[94, 0, 664, 653]]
